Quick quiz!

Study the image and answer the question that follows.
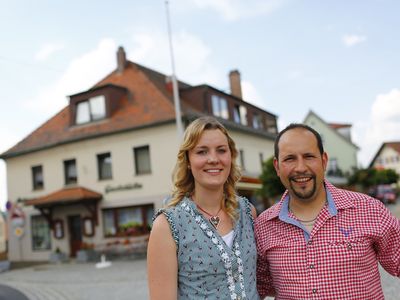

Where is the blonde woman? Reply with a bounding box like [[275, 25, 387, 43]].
[[147, 116, 259, 299]]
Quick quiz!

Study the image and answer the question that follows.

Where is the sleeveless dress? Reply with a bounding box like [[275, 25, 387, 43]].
[[155, 196, 259, 300]]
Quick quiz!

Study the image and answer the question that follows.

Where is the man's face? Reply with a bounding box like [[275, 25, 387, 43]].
[[274, 128, 328, 202]]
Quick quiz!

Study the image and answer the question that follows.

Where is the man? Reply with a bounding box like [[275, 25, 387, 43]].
[[255, 123, 400, 299]]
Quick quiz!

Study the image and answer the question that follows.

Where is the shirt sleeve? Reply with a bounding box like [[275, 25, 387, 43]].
[[255, 218, 275, 298], [375, 203, 400, 277]]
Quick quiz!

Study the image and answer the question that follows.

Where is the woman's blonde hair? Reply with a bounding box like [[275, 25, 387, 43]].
[[169, 116, 242, 220]]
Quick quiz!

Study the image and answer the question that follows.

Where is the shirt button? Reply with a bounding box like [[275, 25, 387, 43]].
[[308, 240, 313, 245], [347, 243, 352, 250], [312, 288, 317, 294], [309, 264, 315, 269]]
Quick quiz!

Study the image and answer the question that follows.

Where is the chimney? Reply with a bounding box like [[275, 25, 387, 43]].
[[229, 69, 242, 99], [117, 46, 127, 74]]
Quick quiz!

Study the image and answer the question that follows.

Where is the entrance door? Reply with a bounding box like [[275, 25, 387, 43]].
[[68, 215, 82, 257]]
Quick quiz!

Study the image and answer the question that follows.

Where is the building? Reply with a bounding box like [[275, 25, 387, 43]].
[[303, 110, 359, 184], [369, 142, 400, 184], [0, 46, 278, 262]]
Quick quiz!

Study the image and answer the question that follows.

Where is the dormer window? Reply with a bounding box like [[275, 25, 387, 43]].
[[211, 95, 229, 119], [253, 114, 263, 129], [233, 104, 247, 126], [75, 95, 106, 124]]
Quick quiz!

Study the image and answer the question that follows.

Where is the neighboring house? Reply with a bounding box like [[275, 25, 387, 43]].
[[303, 110, 359, 184], [0, 46, 278, 262], [369, 142, 400, 184]]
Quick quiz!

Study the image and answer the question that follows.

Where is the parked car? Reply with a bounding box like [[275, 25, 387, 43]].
[[370, 184, 397, 204]]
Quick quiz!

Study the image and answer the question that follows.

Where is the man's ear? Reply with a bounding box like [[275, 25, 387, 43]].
[[273, 157, 280, 176], [322, 152, 328, 171]]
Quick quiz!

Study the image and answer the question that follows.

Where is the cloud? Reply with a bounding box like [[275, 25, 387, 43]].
[[24, 38, 117, 115], [342, 34, 367, 47], [129, 29, 223, 86], [353, 89, 400, 167], [242, 80, 266, 109], [185, 0, 285, 21], [35, 43, 65, 61]]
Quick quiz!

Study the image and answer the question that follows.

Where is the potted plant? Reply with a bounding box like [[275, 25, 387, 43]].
[[76, 242, 99, 263], [49, 247, 68, 263]]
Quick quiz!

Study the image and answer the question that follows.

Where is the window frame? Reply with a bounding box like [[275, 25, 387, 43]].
[[63, 159, 77, 185], [97, 152, 112, 180], [32, 165, 44, 190], [102, 204, 154, 237], [75, 95, 106, 125], [134, 145, 152, 175], [31, 215, 51, 251], [211, 95, 229, 119]]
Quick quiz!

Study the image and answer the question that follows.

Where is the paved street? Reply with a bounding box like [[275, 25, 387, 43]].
[[0, 201, 399, 300]]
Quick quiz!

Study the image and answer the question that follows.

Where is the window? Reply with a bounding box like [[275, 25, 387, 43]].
[[75, 95, 106, 124], [252, 114, 263, 129], [31, 215, 51, 251], [211, 95, 229, 119], [239, 106, 247, 125], [64, 159, 77, 185], [233, 105, 247, 125], [265, 118, 277, 133], [103, 205, 154, 237], [32, 165, 44, 190], [239, 149, 246, 170], [134, 146, 151, 175], [97, 153, 112, 180]]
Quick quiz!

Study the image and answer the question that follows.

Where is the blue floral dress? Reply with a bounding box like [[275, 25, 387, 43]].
[[155, 197, 259, 300]]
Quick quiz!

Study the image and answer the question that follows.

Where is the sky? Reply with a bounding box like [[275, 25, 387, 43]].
[[1, 0, 400, 210]]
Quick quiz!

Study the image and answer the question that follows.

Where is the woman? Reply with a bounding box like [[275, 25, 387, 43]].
[[147, 116, 259, 299]]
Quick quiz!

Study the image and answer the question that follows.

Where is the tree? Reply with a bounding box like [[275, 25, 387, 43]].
[[347, 167, 399, 191], [258, 157, 285, 201]]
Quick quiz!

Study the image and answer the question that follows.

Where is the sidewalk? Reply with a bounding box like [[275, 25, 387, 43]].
[[0, 259, 149, 300]]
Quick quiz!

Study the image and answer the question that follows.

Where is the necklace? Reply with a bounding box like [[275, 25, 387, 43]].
[[196, 204, 222, 229], [289, 207, 319, 223]]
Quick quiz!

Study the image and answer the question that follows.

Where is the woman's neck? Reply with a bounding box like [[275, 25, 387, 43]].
[[192, 189, 224, 211]]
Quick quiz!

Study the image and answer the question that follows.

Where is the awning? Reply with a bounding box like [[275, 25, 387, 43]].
[[25, 186, 102, 207], [25, 186, 102, 226], [237, 176, 262, 190]]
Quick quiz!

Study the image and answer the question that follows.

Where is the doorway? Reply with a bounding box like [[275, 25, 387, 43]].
[[68, 215, 82, 257]]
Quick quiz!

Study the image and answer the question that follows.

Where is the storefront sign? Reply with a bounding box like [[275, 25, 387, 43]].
[[105, 182, 143, 194]]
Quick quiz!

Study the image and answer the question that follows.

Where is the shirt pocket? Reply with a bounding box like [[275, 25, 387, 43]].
[[326, 237, 374, 265]]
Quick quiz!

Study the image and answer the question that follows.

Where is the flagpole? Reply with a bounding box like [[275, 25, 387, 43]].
[[165, 0, 184, 138]]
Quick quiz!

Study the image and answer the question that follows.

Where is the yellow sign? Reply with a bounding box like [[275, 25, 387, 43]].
[[14, 227, 24, 238]]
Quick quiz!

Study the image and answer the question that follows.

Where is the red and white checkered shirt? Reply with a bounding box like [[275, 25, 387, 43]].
[[255, 180, 400, 299]]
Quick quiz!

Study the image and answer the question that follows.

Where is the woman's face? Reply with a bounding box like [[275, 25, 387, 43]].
[[188, 129, 232, 193]]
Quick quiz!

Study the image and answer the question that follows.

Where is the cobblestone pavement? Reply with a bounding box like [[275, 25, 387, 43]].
[[0, 202, 398, 300]]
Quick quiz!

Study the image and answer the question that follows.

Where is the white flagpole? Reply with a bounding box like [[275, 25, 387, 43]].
[[165, 0, 184, 138]]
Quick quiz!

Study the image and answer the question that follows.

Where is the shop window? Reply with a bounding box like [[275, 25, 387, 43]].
[[97, 152, 112, 180], [134, 145, 151, 175], [32, 165, 44, 190], [64, 159, 77, 185], [75, 95, 106, 124], [31, 215, 51, 251], [103, 205, 154, 237]]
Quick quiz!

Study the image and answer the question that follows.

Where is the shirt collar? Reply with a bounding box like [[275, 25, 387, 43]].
[[267, 179, 344, 221]]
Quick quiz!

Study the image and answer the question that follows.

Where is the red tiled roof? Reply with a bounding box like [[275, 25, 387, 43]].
[[0, 62, 185, 158], [25, 186, 102, 207], [328, 123, 352, 129]]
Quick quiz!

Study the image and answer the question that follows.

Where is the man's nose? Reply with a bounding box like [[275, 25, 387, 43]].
[[294, 157, 307, 171]]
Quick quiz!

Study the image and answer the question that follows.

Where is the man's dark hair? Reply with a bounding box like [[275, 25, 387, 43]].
[[274, 123, 324, 159]]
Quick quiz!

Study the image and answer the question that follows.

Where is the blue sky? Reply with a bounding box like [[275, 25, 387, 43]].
[[1, 0, 400, 209]]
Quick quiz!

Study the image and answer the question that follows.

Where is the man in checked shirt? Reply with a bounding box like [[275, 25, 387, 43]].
[[255, 123, 400, 299]]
